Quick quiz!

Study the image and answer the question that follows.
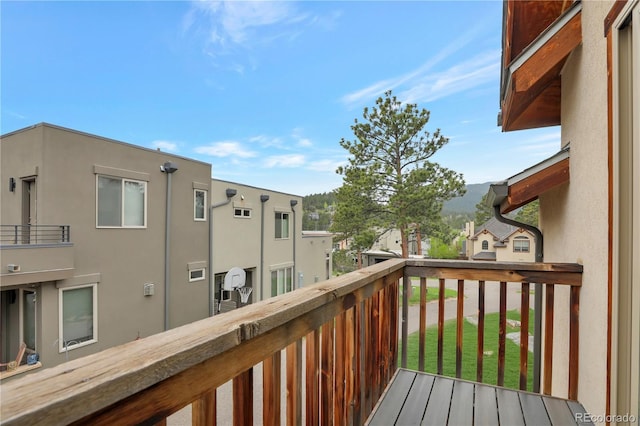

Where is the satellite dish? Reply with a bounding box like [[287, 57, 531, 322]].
[[224, 267, 246, 291]]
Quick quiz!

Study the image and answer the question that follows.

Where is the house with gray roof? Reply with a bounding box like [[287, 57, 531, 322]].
[[464, 218, 536, 262]]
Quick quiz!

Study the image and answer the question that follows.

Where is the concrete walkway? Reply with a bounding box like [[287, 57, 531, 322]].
[[168, 279, 534, 425]]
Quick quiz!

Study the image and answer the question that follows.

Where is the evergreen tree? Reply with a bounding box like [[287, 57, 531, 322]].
[[334, 90, 465, 258]]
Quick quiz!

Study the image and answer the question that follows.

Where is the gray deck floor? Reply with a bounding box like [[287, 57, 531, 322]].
[[366, 369, 594, 425]]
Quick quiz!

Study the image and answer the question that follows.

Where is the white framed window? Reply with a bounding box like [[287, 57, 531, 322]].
[[234, 208, 252, 218], [481, 240, 489, 250], [194, 189, 207, 221], [215, 273, 233, 301], [97, 175, 147, 228], [189, 268, 206, 282], [271, 266, 293, 296], [275, 212, 290, 239], [58, 284, 97, 352], [513, 236, 530, 253]]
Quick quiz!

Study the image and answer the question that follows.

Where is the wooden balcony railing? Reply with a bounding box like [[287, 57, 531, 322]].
[[0, 259, 582, 426]]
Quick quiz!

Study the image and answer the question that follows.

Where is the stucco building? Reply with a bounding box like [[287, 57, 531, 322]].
[[493, 0, 639, 421], [0, 123, 331, 377]]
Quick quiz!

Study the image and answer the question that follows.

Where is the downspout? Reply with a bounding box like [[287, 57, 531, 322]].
[[161, 162, 178, 331], [488, 182, 543, 393], [210, 188, 237, 315], [290, 199, 298, 289], [260, 195, 270, 301]]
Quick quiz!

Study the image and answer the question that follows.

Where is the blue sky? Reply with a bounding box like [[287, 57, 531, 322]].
[[1, 1, 560, 196]]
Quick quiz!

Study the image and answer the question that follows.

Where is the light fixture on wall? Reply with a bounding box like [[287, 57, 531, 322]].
[[9, 178, 16, 192]]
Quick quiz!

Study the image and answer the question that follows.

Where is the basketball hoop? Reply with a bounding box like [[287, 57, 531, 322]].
[[237, 286, 253, 304]]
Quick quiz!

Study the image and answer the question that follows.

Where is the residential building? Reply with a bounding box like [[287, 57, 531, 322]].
[[209, 180, 332, 312], [0, 123, 331, 377], [493, 0, 639, 421], [464, 218, 536, 262]]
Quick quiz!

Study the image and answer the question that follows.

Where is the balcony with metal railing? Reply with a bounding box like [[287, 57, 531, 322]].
[[0, 258, 588, 425], [0, 225, 74, 287]]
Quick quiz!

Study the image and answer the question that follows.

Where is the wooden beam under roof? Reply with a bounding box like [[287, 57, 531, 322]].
[[500, 1, 582, 132]]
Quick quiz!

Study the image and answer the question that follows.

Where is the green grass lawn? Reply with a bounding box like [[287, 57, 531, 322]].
[[400, 286, 458, 305], [401, 309, 535, 391]]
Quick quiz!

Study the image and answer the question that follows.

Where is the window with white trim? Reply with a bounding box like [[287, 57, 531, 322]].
[[271, 266, 293, 296], [59, 284, 97, 351], [189, 268, 206, 282], [513, 236, 530, 253], [234, 208, 252, 218], [481, 240, 489, 250], [97, 175, 146, 227], [275, 212, 290, 239], [194, 189, 207, 221]]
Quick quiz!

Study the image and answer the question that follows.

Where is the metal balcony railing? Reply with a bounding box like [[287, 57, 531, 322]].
[[0, 225, 71, 245], [0, 259, 583, 425]]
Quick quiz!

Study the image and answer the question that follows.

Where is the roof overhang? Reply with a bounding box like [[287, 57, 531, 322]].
[[487, 146, 570, 214], [500, 1, 582, 131]]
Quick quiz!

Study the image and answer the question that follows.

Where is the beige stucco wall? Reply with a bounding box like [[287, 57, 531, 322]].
[[210, 180, 304, 302], [1, 124, 211, 368], [495, 230, 536, 263], [299, 232, 333, 286], [539, 0, 612, 417]]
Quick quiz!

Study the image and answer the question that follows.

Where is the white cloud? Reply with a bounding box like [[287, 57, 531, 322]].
[[186, 1, 324, 55], [264, 154, 305, 168], [151, 140, 179, 152], [298, 138, 313, 147], [307, 158, 344, 173], [249, 134, 284, 148], [399, 51, 500, 104], [195, 141, 258, 158], [340, 20, 490, 107]]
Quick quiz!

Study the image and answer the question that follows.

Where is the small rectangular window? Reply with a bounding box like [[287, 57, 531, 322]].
[[194, 190, 207, 221], [59, 284, 97, 352], [189, 268, 205, 282], [513, 238, 530, 253], [234, 208, 252, 218]]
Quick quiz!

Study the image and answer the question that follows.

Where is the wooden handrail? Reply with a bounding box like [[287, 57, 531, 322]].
[[0, 259, 582, 425]]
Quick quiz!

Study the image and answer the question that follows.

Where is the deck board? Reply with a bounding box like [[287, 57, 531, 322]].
[[366, 369, 415, 425], [367, 369, 593, 425], [421, 376, 454, 426], [447, 380, 474, 425], [395, 371, 435, 425]]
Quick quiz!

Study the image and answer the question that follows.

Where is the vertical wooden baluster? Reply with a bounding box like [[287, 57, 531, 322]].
[[306, 330, 319, 426], [320, 321, 334, 426], [153, 419, 167, 426], [286, 341, 302, 426], [378, 287, 387, 389], [498, 281, 507, 387], [233, 368, 253, 426], [192, 389, 216, 426], [390, 279, 399, 375], [401, 273, 409, 369], [371, 291, 381, 403], [438, 278, 445, 375], [363, 298, 372, 417], [345, 307, 355, 425], [456, 279, 465, 378], [543, 284, 555, 395], [419, 277, 427, 372], [477, 280, 485, 383], [264, 352, 281, 426], [353, 302, 363, 426], [334, 312, 346, 426], [569, 286, 580, 400], [520, 282, 530, 391]]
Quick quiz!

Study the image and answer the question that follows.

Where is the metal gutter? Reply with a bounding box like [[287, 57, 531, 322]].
[[487, 182, 543, 393]]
